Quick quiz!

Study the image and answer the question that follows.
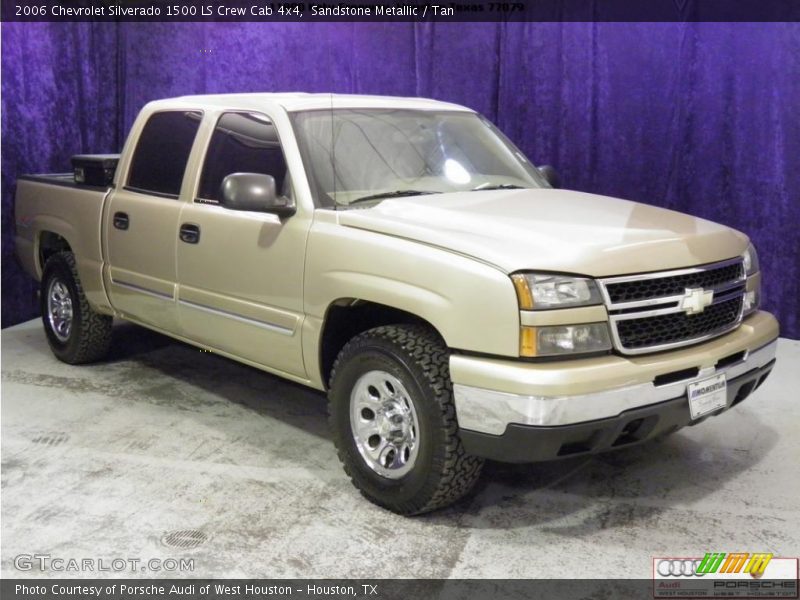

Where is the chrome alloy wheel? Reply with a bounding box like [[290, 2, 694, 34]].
[[350, 370, 420, 479], [47, 277, 74, 342]]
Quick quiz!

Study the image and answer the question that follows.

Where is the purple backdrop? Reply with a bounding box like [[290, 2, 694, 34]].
[[2, 22, 798, 338], [1, 22, 120, 326]]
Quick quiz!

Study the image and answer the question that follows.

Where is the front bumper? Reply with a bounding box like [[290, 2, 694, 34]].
[[451, 311, 779, 462]]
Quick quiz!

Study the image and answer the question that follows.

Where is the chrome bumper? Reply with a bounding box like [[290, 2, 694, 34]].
[[454, 338, 778, 435]]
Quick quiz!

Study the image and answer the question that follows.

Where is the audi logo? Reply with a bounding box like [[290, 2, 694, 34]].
[[657, 559, 705, 577]]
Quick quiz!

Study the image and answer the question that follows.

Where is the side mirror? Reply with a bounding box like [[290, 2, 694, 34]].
[[220, 173, 296, 217], [538, 165, 561, 189]]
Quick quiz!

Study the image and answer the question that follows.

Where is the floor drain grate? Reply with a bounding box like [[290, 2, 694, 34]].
[[161, 529, 209, 549], [31, 432, 70, 446]]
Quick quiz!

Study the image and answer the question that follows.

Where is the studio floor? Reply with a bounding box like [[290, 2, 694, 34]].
[[2, 319, 798, 579]]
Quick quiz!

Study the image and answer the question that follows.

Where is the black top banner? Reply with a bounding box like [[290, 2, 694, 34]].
[[3, 0, 800, 22]]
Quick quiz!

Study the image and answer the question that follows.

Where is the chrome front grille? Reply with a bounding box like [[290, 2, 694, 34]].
[[599, 258, 746, 355], [605, 262, 743, 304]]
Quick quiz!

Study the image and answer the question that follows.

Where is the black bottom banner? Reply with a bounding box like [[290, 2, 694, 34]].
[[2, 579, 798, 600]]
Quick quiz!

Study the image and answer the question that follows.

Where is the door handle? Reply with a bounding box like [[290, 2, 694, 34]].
[[179, 223, 200, 244], [113, 212, 129, 230]]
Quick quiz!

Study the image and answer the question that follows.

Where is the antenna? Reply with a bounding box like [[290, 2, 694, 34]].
[[330, 92, 336, 208]]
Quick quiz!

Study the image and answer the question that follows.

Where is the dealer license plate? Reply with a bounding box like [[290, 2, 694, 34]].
[[687, 374, 727, 420]]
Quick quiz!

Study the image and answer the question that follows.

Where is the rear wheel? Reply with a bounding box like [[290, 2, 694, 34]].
[[328, 325, 483, 515], [40, 252, 112, 364]]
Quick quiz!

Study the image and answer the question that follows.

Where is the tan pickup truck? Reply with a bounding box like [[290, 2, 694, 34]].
[[15, 93, 779, 514]]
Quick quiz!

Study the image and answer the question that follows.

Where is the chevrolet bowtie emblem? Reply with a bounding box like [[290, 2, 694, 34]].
[[680, 287, 714, 315]]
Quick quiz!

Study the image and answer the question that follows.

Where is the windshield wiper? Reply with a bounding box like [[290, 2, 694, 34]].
[[470, 183, 526, 191], [348, 190, 441, 205]]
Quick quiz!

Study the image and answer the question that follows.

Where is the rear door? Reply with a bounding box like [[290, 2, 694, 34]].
[[104, 110, 202, 332], [175, 111, 311, 378]]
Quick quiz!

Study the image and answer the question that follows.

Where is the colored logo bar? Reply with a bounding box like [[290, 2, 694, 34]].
[[696, 552, 773, 575]]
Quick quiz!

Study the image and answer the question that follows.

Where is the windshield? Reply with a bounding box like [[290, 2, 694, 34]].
[[290, 109, 548, 207]]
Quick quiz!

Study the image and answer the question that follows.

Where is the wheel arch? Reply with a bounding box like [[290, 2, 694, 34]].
[[318, 298, 446, 390], [32, 219, 112, 314], [38, 230, 74, 275]]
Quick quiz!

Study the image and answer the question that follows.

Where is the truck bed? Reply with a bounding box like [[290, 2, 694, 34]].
[[14, 173, 112, 312], [18, 173, 111, 191]]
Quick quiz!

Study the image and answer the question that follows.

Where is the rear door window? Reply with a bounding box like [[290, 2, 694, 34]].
[[127, 111, 202, 197]]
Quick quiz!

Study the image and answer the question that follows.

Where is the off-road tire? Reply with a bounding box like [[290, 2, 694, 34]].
[[328, 324, 484, 515], [40, 252, 112, 364]]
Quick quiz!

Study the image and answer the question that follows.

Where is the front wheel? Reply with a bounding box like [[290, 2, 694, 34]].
[[328, 325, 483, 515], [40, 252, 113, 364]]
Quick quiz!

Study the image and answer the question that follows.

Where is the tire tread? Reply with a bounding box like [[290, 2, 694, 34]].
[[42, 252, 112, 364], [329, 324, 483, 515]]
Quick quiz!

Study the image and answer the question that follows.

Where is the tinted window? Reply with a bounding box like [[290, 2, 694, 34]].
[[127, 111, 202, 197], [198, 112, 289, 202]]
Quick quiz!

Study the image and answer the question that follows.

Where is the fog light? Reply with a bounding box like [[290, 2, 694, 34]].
[[520, 323, 612, 357], [743, 288, 760, 316]]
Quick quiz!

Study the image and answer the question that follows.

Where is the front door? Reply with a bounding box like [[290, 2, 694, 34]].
[[175, 111, 310, 378]]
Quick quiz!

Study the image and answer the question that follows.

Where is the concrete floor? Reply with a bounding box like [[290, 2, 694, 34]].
[[1, 319, 798, 579]]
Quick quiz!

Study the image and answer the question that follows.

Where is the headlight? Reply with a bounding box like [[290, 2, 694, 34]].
[[520, 323, 612, 357], [742, 243, 761, 316], [742, 243, 759, 276], [511, 273, 603, 310]]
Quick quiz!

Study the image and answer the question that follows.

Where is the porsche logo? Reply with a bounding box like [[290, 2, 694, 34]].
[[680, 287, 714, 315]]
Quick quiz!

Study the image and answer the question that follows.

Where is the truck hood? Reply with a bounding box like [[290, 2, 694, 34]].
[[336, 188, 748, 276]]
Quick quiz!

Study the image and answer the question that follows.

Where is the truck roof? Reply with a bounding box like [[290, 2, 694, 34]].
[[146, 93, 473, 113]]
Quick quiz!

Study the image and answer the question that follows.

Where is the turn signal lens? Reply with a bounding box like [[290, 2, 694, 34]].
[[512, 274, 535, 310], [520, 326, 537, 357]]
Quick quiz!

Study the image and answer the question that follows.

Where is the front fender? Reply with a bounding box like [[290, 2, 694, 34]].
[[303, 214, 521, 386]]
